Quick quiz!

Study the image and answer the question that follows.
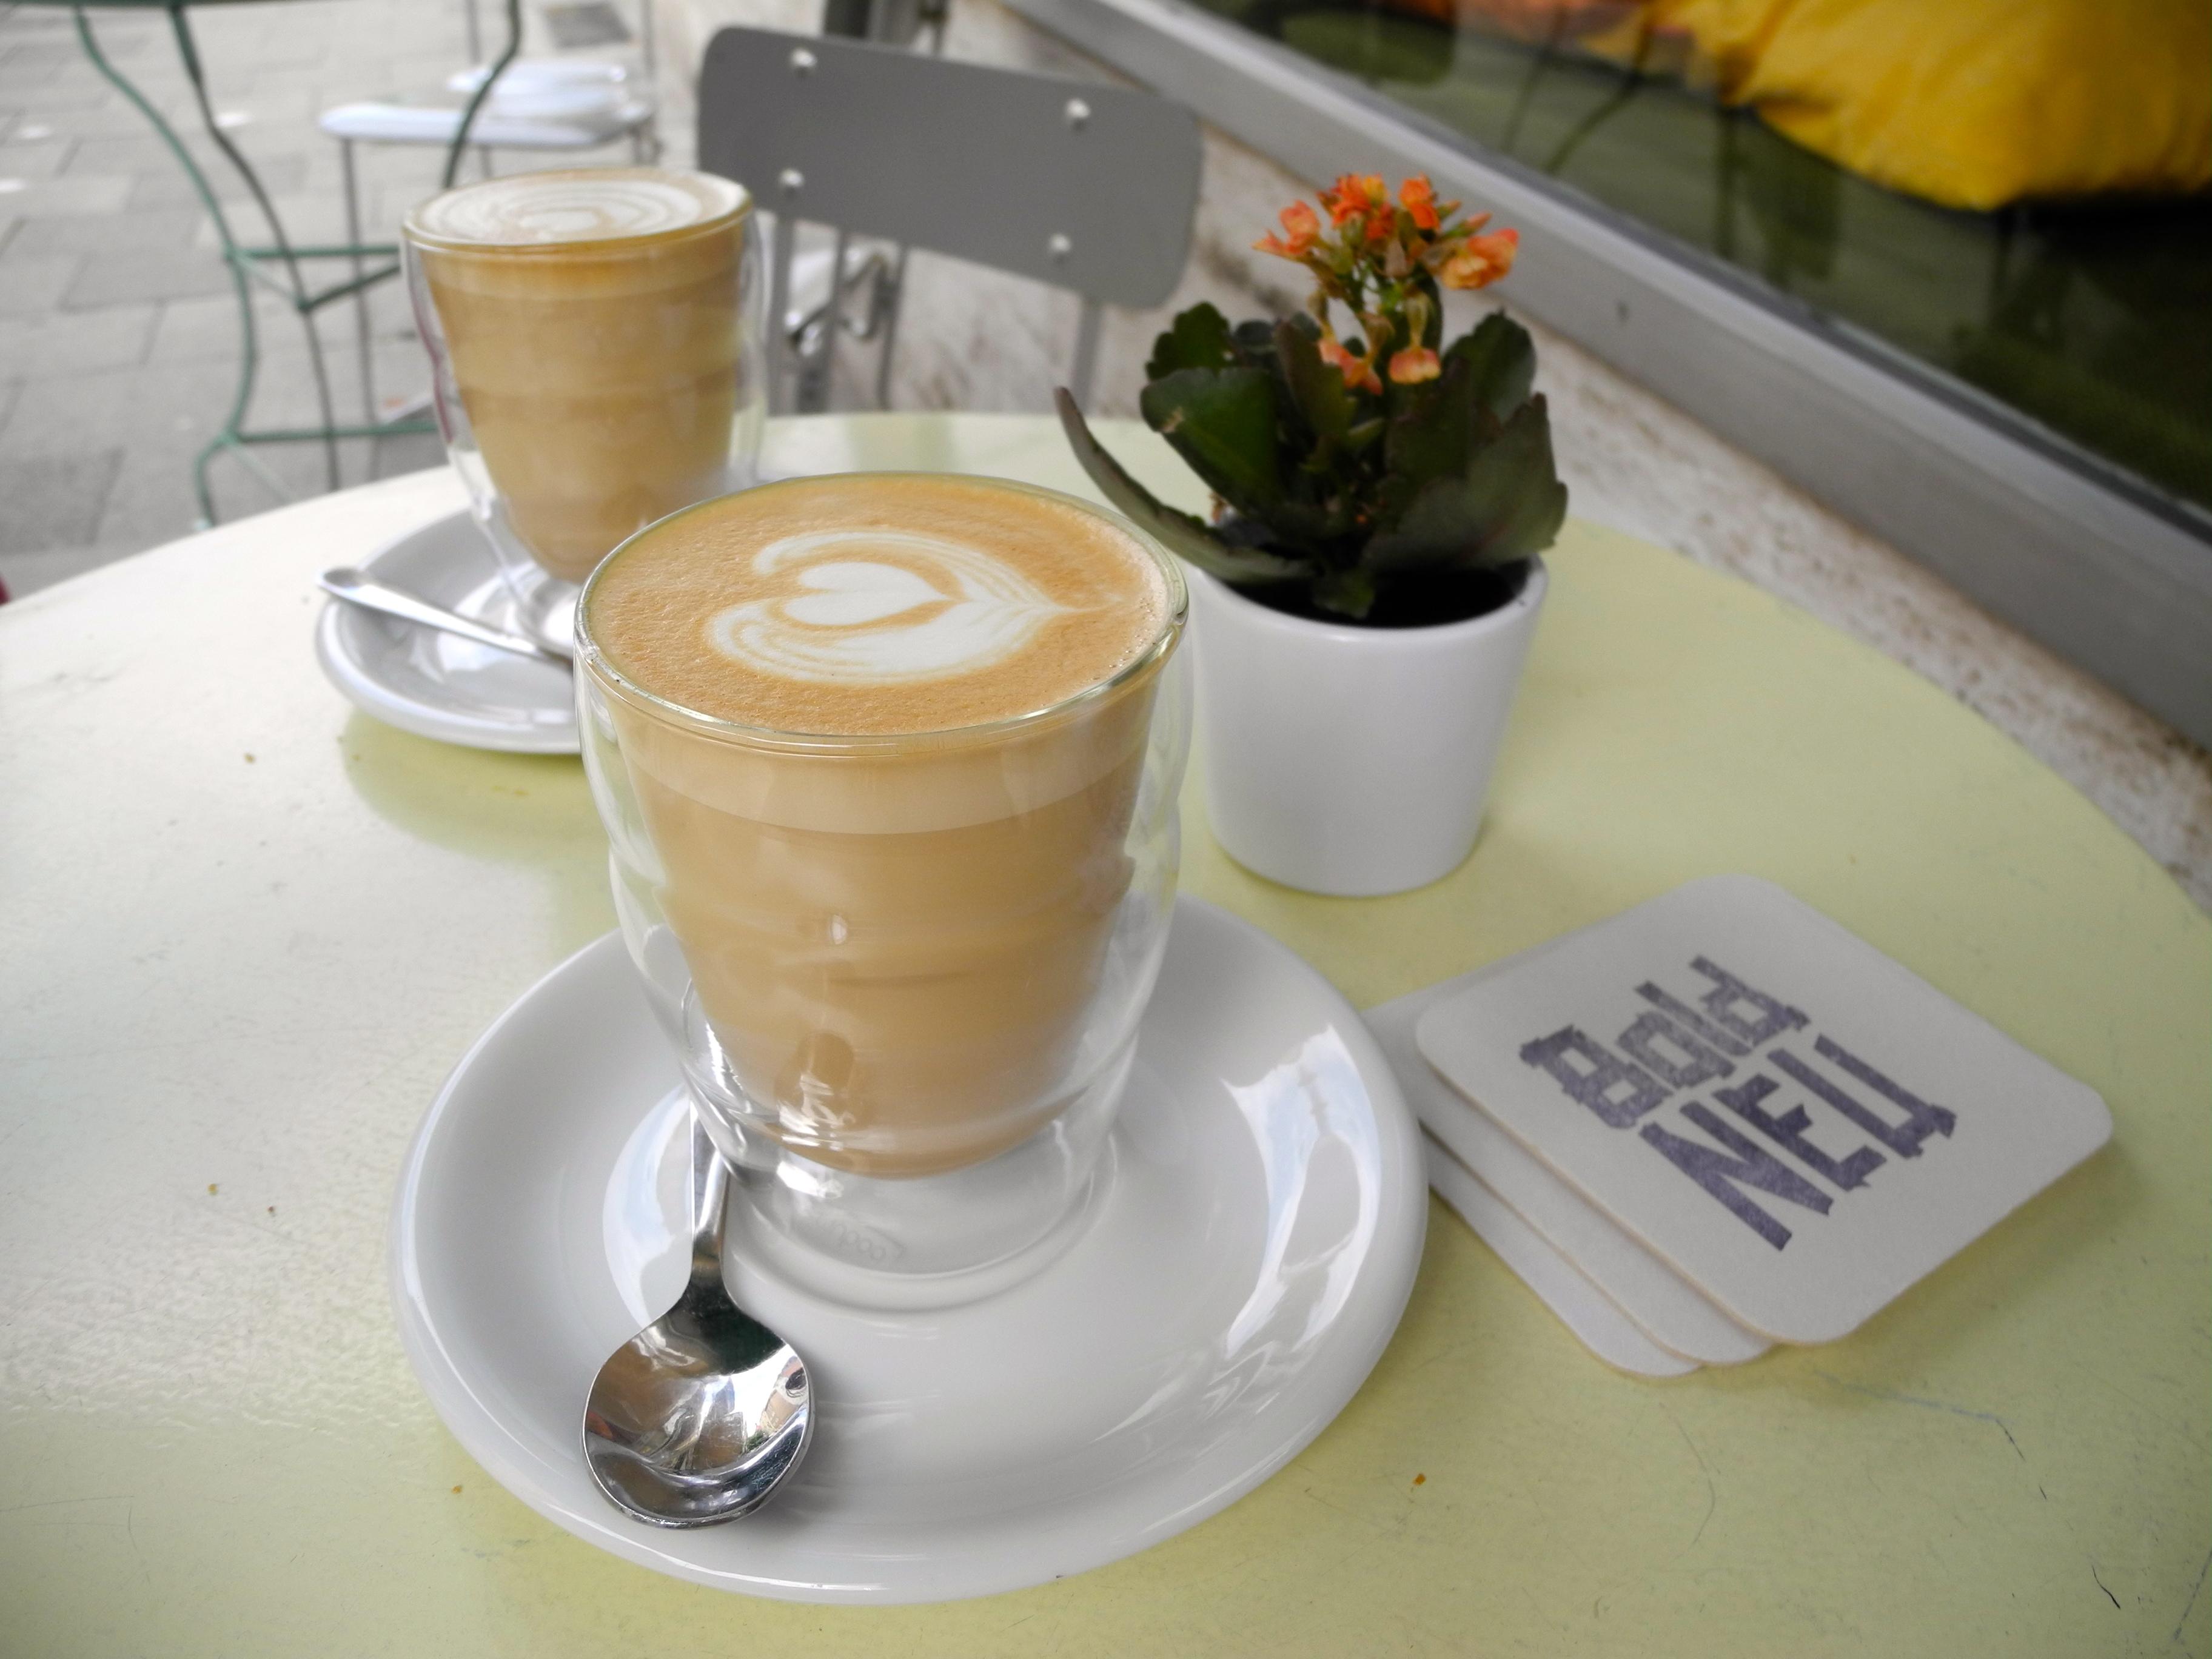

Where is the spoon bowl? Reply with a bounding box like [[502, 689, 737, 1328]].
[[583, 1114, 813, 1527]]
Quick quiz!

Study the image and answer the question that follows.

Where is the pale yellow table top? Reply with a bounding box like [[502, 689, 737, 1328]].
[[2, 414, 2205, 1657]]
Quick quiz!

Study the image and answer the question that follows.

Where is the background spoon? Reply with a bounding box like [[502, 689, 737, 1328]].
[[318, 566, 571, 666]]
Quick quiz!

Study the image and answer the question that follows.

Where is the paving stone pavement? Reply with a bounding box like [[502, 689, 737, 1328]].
[[0, 0, 679, 597]]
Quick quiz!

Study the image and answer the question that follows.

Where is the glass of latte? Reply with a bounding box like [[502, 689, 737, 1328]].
[[577, 473, 1190, 1302], [403, 167, 766, 647]]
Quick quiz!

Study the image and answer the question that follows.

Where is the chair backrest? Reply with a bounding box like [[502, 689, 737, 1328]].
[[696, 26, 1201, 412]]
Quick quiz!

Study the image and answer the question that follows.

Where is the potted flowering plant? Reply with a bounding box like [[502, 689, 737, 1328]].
[[1059, 175, 1569, 896]]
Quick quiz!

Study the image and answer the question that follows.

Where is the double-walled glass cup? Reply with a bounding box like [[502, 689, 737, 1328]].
[[575, 478, 1191, 1305], [403, 167, 767, 647]]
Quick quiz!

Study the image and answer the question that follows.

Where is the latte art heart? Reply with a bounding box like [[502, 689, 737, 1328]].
[[707, 530, 1072, 685], [585, 472, 1171, 734]]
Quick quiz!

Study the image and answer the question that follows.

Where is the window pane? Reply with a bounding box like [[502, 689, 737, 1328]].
[[1195, 0, 2212, 514]]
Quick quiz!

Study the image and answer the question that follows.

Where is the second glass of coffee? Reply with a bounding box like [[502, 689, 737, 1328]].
[[403, 167, 765, 646], [577, 473, 1191, 1302]]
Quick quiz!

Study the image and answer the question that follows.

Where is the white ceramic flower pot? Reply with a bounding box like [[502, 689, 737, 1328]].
[[1188, 561, 1548, 897]]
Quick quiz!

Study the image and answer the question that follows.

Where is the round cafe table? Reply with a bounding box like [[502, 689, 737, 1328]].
[[2, 414, 2205, 1657]]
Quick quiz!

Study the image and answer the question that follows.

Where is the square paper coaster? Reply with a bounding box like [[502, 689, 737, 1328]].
[[1415, 876, 2112, 1345], [1420, 1132, 1695, 1378], [1371, 983, 1768, 1367]]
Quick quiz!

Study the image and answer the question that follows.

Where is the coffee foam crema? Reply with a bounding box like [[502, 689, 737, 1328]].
[[586, 475, 1173, 736], [406, 167, 746, 248]]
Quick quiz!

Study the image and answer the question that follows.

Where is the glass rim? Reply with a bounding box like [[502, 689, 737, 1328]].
[[400, 166, 754, 257], [574, 472, 1191, 755]]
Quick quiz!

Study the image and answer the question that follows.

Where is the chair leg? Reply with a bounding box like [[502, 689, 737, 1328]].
[[341, 139, 377, 431], [167, 4, 342, 492], [766, 207, 797, 416], [444, 0, 518, 189], [192, 438, 223, 530], [801, 227, 850, 414], [1070, 296, 1104, 411], [75, 4, 255, 525], [874, 247, 908, 409]]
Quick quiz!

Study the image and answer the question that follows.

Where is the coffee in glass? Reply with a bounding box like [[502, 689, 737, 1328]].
[[404, 167, 765, 644], [577, 473, 1190, 1299]]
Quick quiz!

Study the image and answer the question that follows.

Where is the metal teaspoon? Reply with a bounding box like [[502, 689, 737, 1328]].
[[317, 566, 571, 666], [582, 1112, 814, 1527]]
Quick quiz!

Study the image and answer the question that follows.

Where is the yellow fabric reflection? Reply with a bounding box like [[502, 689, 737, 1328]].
[[1610, 0, 2211, 207], [1407, 0, 2212, 207]]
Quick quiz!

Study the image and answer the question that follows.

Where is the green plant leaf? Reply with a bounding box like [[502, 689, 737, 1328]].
[[1312, 564, 1376, 620], [1245, 495, 1366, 553], [1139, 366, 1287, 523], [1381, 313, 1537, 490], [1054, 389, 1307, 585], [1449, 310, 1536, 421], [1273, 313, 1353, 445], [1363, 395, 1569, 574], [1230, 318, 1280, 369], [1145, 303, 1236, 381], [1378, 368, 1483, 517]]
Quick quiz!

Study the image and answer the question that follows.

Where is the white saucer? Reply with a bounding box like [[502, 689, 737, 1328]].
[[391, 896, 1426, 1604], [315, 509, 578, 754]]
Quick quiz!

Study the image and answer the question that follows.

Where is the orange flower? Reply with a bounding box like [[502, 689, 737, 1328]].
[[1439, 226, 1520, 290], [1253, 199, 1321, 260], [1317, 330, 1382, 394], [1388, 345, 1441, 384], [1322, 172, 1387, 226], [1399, 175, 1440, 232]]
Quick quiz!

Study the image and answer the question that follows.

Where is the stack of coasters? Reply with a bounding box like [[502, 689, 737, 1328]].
[[1366, 876, 2111, 1376]]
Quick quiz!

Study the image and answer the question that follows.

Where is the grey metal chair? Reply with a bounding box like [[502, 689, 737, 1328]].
[[695, 27, 1202, 414]]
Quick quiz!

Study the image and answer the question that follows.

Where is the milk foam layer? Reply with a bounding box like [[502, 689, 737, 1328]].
[[706, 528, 1071, 685], [406, 167, 745, 247], [587, 474, 1174, 735]]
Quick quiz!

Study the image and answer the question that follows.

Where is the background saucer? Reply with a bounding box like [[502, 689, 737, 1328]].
[[315, 509, 579, 754], [390, 896, 1427, 1604]]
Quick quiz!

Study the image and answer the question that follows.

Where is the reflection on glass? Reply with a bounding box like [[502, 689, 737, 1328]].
[[1195, 0, 2212, 513]]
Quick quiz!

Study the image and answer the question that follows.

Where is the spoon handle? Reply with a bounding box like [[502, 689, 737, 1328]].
[[690, 1112, 732, 1289], [318, 567, 571, 666]]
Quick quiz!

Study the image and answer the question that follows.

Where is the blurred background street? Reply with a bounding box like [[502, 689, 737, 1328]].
[[0, 0, 686, 595]]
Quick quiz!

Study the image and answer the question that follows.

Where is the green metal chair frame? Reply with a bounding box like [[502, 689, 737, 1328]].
[[61, 0, 523, 525]]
